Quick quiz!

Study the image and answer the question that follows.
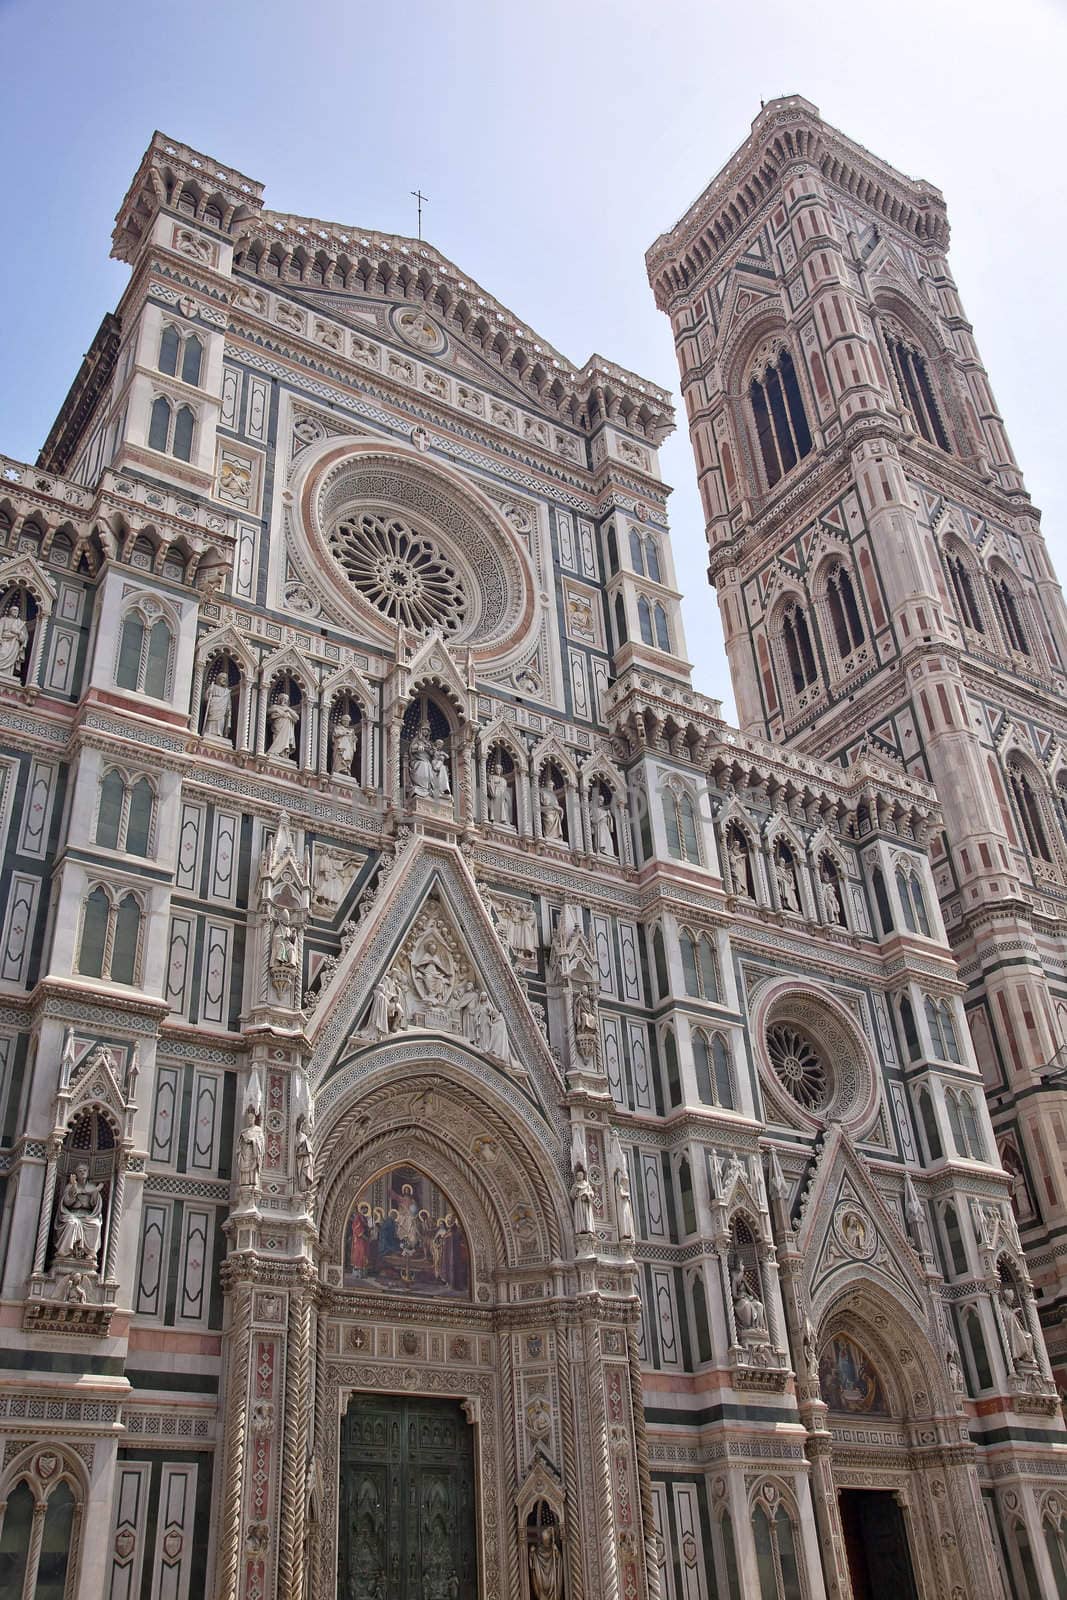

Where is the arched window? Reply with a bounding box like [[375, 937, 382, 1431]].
[[945, 545, 985, 633], [1043, 1509, 1067, 1596], [606, 523, 619, 574], [961, 1306, 993, 1392], [614, 595, 627, 648], [653, 602, 671, 652], [1007, 758, 1052, 860], [677, 1157, 696, 1235], [946, 1089, 984, 1160], [716, 1511, 743, 1600], [652, 927, 669, 999], [77, 885, 143, 985], [990, 567, 1032, 656], [917, 1086, 943, 1161], [749, 346, 813, 490], [680, 931, 719, 1002], [825, 563, 865, 658], [116, 606, 173, 699], [629, 527, 645, 574], [942, 1203, 968, 1276], [694, 1031, 734, 1109], [638, 596, 653, 647], [148, 395, 196, 461], [181, 334, 203, 387], [664, 1028, 681, 1109], [691, 1270, 713, 1363], [899, 995, 921, 1061], [871, 866, 893, 934], [95, 770, 155, 857], [158, 326, 203, 387], [925, 997, 961, 1064], [781, 601, 818, 694], [159, 324, 181, 376], [645, 537, 662, 584], [884, 328, 951, 451]]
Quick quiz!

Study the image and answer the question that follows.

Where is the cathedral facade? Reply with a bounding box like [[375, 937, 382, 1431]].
[[0, 102, 1064, 1600]]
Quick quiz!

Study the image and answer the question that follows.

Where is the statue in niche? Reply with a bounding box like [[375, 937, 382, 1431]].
[[540, 775, 565, 840], [730, 1260, 767, 1339], [430, 739, 452, 799], [295, 1115, 315, 1196], [573, 985, 598, 1039], [202, 673, 232, 741], [571, 1163, 596, 1238], [802, 1316, 819, 1381], [946, 1341, 965, 1395], [591, 790, 616, 858], [820, 863, 843, 925], [727, 830, 751, 897], [615, 1161, 635, 1243], [408, 723, 435, 797], [271, 906, 298, 968], [1003, 1286, 1037, 1368], [267, 691, 299, 761], [237, 1103, 264, 1191], [529, 1523, 564, 1600], [369, 972, 406, 1037], [774, 846, 799, 913], [487, 757, 513, 826], [473, 992, 509, 1060], [411, 934, 454, 1006], [0, 603, 28, 680], [330, 712, 359, 779], [53, 1162, 104, 1266]]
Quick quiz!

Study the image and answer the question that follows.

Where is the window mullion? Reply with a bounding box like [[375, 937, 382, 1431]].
[[102, 904, 117, 981]]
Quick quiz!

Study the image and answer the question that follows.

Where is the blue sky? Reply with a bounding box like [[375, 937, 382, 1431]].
[[1, 0, 1063, 719]]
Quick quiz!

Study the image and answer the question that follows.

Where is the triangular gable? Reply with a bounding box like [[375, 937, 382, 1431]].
[[796, 1125, 925, 1320], [0, 552, 58, 614], [308, 836, 565, 1128]]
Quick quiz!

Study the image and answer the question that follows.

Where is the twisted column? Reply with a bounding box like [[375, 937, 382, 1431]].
[[278, 1286, 311, 1600], [556, 1316, 584, 1600], [627, 1324, 661, 1600], [214, 1281, 253, 1600]]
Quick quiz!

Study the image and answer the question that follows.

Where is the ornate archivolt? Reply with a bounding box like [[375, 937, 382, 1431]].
[[285, 437, 539, 667]]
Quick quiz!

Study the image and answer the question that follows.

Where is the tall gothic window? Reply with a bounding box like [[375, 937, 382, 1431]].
[[782, 601, 818, 695], [749, 348, 813, 489], [945, 546, 985, 633], [158, 325, 203, 386], [116, 606, 173, 699], [825, 563, 865, 658], [884, 329, 951, 451], [148, 395, 196, 462], [990, 567, 1032, 656], [1007, 758, 1052, 861]]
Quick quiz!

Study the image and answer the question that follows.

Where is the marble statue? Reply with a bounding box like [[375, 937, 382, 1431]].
[[430, 740, 452, 799], [731, 1262, 767, 1337], [820, 866, 842, 926], [615, 1162, 635, 1243], [727, 832, 749, 896], [331, 712, 359, 778], [529, 1525, 563, 1600], [271, 907, 298, 968], [0, 604, 28, 680], [540, 778, 564, 841], [237, 1104, 264, 1190], [592, 792, 616, 857], [53, 1163, 104, 1264], [571, 1163, 596, 1237], [774, 849, 799, 912], [369, 973, 406, 1037], [408, 724, 434, 797], [203, 675, 232, 740], [1003, 1287, 1037, 1368], [295, 1116, 315, 1195], [487, 759, 513, 826], [267, 693, 299, 761]]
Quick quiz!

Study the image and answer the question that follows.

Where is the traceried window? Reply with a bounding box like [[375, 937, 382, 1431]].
[[1007, 758, 1052, 861], [990, 566, 1032, 657], [825, 563, 865, 658], [328, 513, 468, 635], [896, 864, 931, 935], [694, 1029, 734, 1108], [749, 347, 813, 489], [663, 788, 701, 864], [0, 1471, 79, 1598], [77, 885, 144, 985], [148, 395, 196, 462], [753, 1496, 803, 1600], [639, 596, 670, 650], [781, 601, 818, 695], [924, 996, 961, 1063], [767, 1021, 828, 1112], [884, 328, 951, 451], [946, 1089, 985, 1161], [680, 930, 720, 1003], [917, 1086, 943, 1162], [95, 770, 156, 857], [115, 605, 174, 699], [945, 545, 985, 634], [158, 324, 203, 386]]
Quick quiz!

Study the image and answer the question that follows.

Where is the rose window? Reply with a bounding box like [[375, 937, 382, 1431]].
[[328, 513, 468, 635], [767, 1023, 828, 1111]]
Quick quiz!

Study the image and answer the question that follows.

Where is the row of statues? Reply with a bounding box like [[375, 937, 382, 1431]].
[[203, 674, 363, 779], [726, 830, 846, 924]]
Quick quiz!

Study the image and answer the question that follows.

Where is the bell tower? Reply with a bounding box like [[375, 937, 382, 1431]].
[[648, 96, 1067, 1364]]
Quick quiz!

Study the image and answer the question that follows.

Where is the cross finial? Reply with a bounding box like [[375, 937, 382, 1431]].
[[411, 188, 429, 241]]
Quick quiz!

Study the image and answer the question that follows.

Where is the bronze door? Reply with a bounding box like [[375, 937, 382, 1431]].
[[838, 1489, 920, 1599], [339, 1394, 477, 1600]]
